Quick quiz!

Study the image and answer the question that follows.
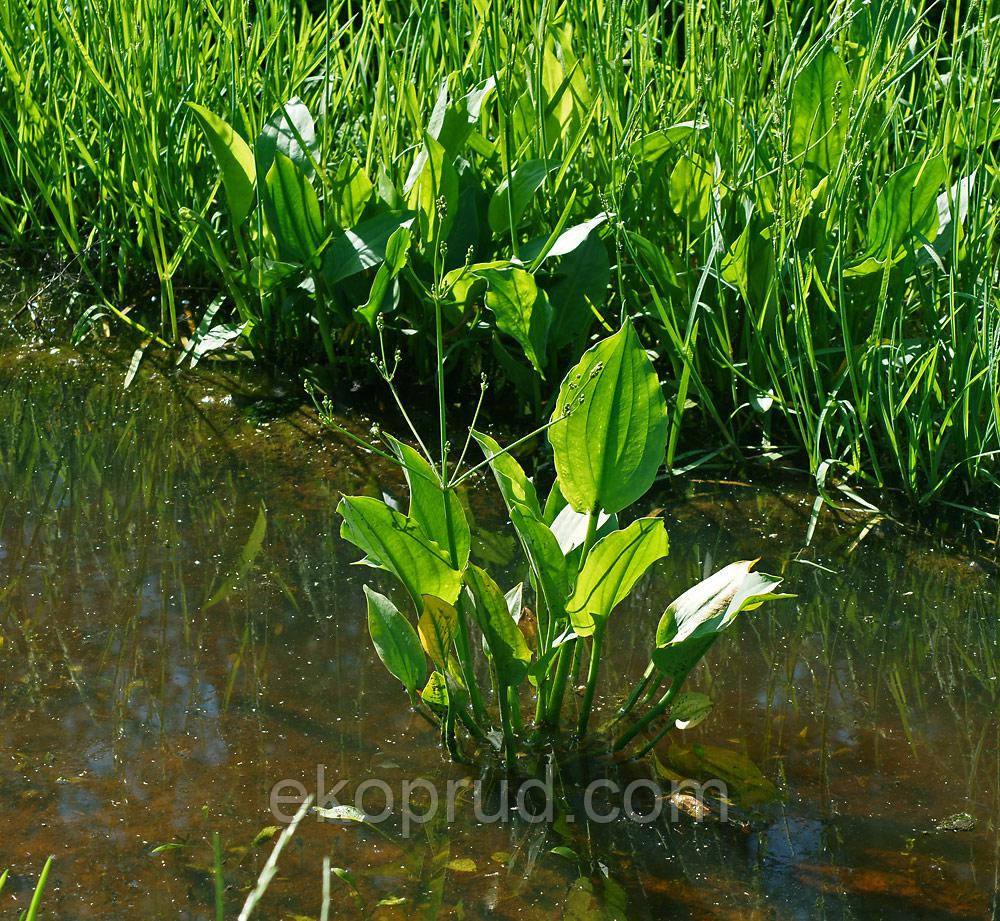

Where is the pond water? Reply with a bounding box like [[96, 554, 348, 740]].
[[1, 333, 998, 920]]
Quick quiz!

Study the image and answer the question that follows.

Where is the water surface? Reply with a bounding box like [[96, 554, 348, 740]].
[[1, 337, 998, 920]]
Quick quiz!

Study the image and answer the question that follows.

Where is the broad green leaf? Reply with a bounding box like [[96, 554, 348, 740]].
[[338, 496, 462, 606], [566, 518, 668, 635], [383, 434, 470, 570], [628, 120, 707, 163], [849, 156, 946, 271], [355, 225, 412, 328], [204, 501, 267, 610], [187, 103, 256, 225], [470, 430, 542, 518], [417, 595, 459, 666], [406, 132, 458, 244], [650, 634, 717, 682], [488, 160, 558, 234], [330, 158, 373, 228], [433, 76, 496, 155], [652, 562, 790, 678], [510, 507, 569, 622], [265, 151, 323, 263], [465, 565, 531, 686], [669, 153, 715, 223], [322, 212, 415, 285], [789, 48, 851, 173], [478, 266, 552, 376], [548, 323, 669, 515], [256, 97, 317, 177], [548, 234, 610, 349], [364, 586, 426, 696]]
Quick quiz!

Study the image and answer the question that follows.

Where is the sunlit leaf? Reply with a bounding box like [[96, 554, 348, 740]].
[[264, 151, 324, 263], [256, 97, 317, 177], [549, 323, 668, 515], [417, 595, 459, 666], [338, 496, 463, 606], [567, 518, 668, 635], [652, 562, 791, 678], [187, 103, 256, 225], [789, 47, 851, 173], [478, 266, 552, 375], [383, 434, 470, 569]]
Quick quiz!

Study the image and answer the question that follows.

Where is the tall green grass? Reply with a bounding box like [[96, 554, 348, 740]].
[[0, 0, 997, 511]]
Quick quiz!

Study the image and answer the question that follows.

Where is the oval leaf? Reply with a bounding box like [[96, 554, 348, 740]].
[[548, 323, 668, 515], [478, 266, 552, 376], [789, 48, 851, 173], [364, 586, 426, 696], [338, 496, 462, 606], [566, 518, 668, 636]]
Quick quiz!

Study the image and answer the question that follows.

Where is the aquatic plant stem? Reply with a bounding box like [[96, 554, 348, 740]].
[[544, 508, 598, 728], [612, 669, 692, 754], [212, 832, 225, 921], [576, 619, 606, 739], [612, 663, 657, 725], [497, 682, 517, 767]]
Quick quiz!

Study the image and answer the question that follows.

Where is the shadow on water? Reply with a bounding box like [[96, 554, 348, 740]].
[[1, 331, 999, 919]]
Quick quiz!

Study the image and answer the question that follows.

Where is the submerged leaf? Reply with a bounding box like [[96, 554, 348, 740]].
[[204, 502, 267, 610]]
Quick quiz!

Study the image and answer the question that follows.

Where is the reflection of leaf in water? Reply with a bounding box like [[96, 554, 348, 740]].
[[660, 742, 778, 807], [204, 501, 267, 610], [563, 877, 628, 921]]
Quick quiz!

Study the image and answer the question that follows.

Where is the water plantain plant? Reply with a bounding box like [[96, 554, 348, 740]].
[[327, 306, 790, 766], [186, 87, 609, 403]]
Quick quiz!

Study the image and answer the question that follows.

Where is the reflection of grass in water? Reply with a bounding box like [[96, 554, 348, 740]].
[[3, 350, 998, 919]]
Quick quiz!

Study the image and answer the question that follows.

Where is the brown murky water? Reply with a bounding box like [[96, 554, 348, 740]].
[[1, 337, 998, 920]]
